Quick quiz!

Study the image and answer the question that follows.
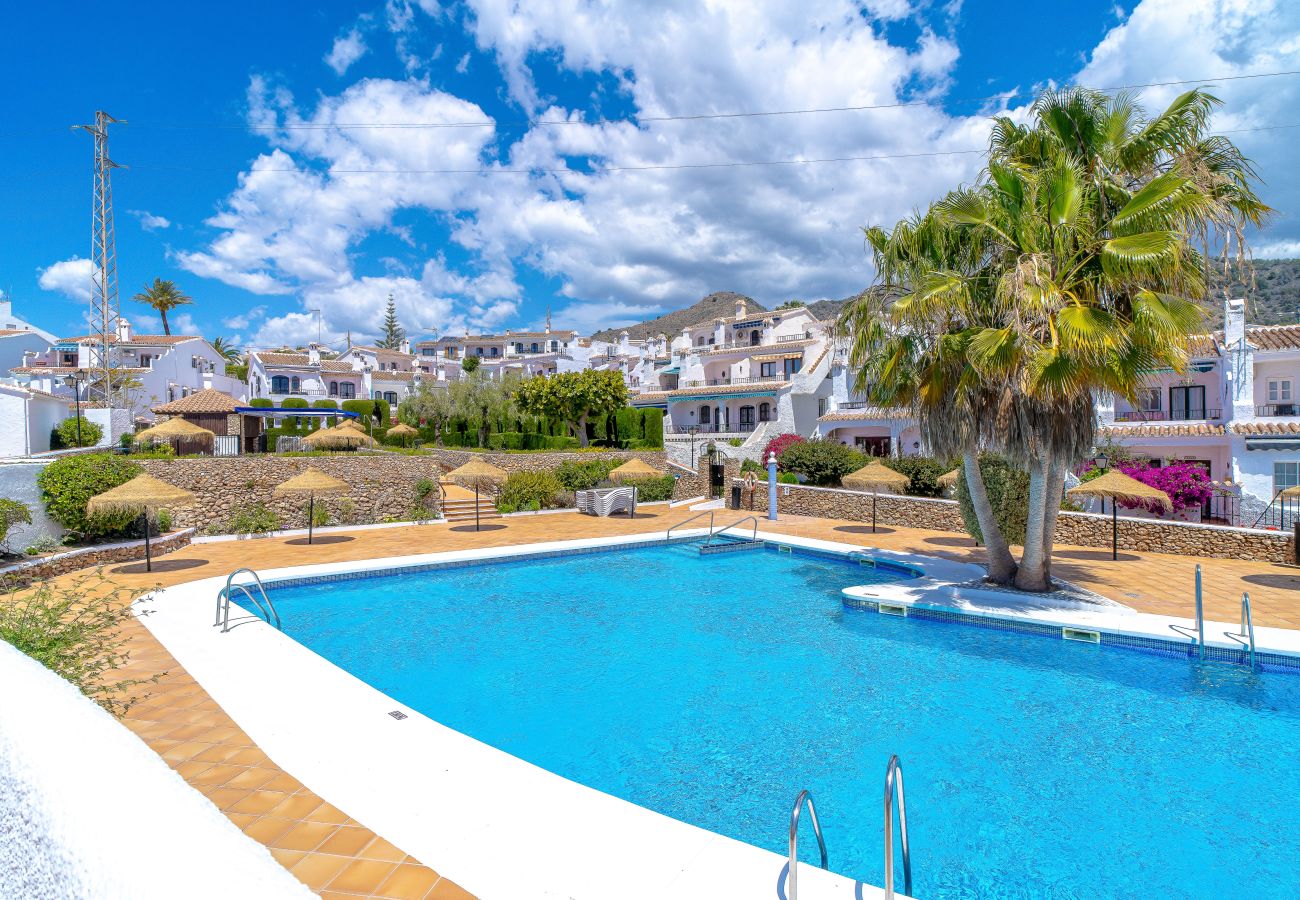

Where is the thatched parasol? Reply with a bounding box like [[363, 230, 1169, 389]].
[[339, 417, 366, 431], [386, 422, 418, 446], [273, 468, 350, 544], [446, 458, 507, 531], [842, 460, 910, 533], [301, 423, 375, 450], [608, 457, 664, 482], [937, 467, 961, 489], [86, 474, 195, 572], [132, 417, 215, 453], [1067, 469, 1172, 560]]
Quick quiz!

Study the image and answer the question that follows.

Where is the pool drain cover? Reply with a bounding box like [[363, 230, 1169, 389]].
[[389, 710, 408, 720]]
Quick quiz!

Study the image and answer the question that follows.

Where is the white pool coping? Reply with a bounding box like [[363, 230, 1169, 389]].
[[134, 530, 1300, 899]]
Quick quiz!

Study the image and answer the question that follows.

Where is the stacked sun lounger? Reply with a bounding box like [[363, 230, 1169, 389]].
[[576, 486, 638, 517]]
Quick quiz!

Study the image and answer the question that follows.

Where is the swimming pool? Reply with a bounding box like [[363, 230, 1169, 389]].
[[251, 539, 1300, 899]]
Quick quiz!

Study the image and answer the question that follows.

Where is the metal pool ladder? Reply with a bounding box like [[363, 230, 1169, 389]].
[[1169, 564, 1206, 660], [665, 509, 715, 540], [884, 754, 913, 900], [701, 515, 762, 553], [787, 789, 828, 900], [1224, 591, 1257, 671], [215, 567, 280, 633]]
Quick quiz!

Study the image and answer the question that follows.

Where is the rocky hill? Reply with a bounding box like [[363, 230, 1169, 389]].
[[590, 291, 766, 342]]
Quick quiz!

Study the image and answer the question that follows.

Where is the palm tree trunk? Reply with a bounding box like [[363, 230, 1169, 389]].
[[160, 308, 171, 336], [962, 453, 1017, 584], [1039, 456, 1067, 582], [1014, 454, 1052, 592]]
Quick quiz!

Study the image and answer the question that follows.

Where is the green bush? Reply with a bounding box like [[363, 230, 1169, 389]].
[[623, 475, 675, 502], [249, 398, 273, 408], [0, 572, 155, 717], [340, 398, 374, 421], [555, 458, 620, 491], [226, 502, 281, 535], [778, 472, 799, 484], [281, 397, 308, 409], [312, 399, 338, 409], [0, 498, 32, 555], [497, 470, 564, 511], [50, 416, 103, 450], [740, 458, 765, 476], [883, 456, 949, 498], [372, 398, 391, 427], [616, 408, 642, 446], [641, 408, 664, 448], [777, 438, 866, 486], [37, 453, 142, 538], [955, 453, 1030, 546]]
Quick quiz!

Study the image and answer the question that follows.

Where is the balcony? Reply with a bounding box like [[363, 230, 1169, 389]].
[[1113, 408, 1221, 423], [679, 375, 790, 388], [668, 422, 763, 434], [1256, 403, 1300, 417]]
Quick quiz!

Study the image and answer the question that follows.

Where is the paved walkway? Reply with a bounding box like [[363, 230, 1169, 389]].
[[59, 508, 1300, 896]]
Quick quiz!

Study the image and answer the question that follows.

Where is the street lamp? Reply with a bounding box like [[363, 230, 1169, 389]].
[[688, 424, 700, 470], [63, 369, 86, 447]]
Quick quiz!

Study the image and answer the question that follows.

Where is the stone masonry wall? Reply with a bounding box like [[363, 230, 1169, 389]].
[[423, 448, 668, 474], [0, 529, 195, 589], [737, 479, 1294, 563]]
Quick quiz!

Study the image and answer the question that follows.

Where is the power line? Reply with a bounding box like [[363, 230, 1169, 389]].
[[125, 68, 1300, 132]]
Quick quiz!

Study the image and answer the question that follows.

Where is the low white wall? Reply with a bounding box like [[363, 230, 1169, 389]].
[[0, 642, 312, 899], [0, 459, 63, 551]]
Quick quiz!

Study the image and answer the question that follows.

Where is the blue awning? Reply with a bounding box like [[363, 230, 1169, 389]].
[[660, 365, 680, 375]]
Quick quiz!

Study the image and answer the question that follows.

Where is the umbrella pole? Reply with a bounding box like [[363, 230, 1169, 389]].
[[308, 495, 315, 545], [872, 490, 878, 534], [1112, 503, 1118, 561], [143, 511, 153, 573]]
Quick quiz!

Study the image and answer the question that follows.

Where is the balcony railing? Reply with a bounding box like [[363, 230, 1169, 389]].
[[668, 422, 764, 434], [777, 333, 814, 343], [1256, 403, 1300, 417], [1112, 408, 1221, 423], [679, 375, 789, 388]]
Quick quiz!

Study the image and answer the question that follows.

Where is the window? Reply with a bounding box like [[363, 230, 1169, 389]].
[[707, 337, 715, 345], [1137, 388, 1160, 411], [421, 348, 435, 357], [739, 406, 755, 428], [784, 357, 803, 377], [1169, 385, 1206, 420], [515, 343, 524, 353], [696, 336, 705, 346], [550, 340, 558, 351], [290, 376, 301, 393], [750, 329, 761, 346], [855, 436, 891, 457], [384, 391, 398, 404], [490, 347, 499, 357], [699, 405, 711, 424], [339, 382, 355, 399], [475, 347, 484, 356], [373, 390, 382, 400], [531, 342, 539, 353], [1275, 462, 1300, 495], [329, 381, 339, 397], [271, 375, 289, 393], [761, 361, 777, 378], [817, 397, 828, 417], [1269, 379, 1293, 403], [759, 402, 772, 422]]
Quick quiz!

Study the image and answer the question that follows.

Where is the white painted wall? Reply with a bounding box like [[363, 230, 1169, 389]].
[[0, 642, 312, 900], [0, 332, 52, 378], [0, 388, 66, 457], [0, 460, 64, 549]]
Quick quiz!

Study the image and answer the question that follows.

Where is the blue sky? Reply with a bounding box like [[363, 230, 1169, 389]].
[[3, 0, 1297, 349]]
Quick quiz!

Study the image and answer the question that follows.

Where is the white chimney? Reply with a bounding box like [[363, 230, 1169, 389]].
[[735, 297, 748, 320], [116, 318, 131, 341], [308, 345, 321, 366], [619, 330, 630, 352], [1224, 296, 1246, 348], [399, 338, 411, 355]]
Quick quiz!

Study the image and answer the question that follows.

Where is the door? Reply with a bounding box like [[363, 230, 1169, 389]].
[[739, 406, 755, 431], [854, 436, 891, 457], [708, 448, 726, 498], [1169, 385, 1206, 420]]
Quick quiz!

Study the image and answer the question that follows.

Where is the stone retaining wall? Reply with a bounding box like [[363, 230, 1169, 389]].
[[738, 479, 1294, 563], [423, 447, 668, 474], [0, 529, 195, 588]]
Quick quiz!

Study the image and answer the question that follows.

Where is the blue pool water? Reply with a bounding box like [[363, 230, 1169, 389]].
[[253, 541, 1300, 898]]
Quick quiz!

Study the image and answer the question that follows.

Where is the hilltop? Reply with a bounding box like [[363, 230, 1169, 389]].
[[591, 291, 766, 342]]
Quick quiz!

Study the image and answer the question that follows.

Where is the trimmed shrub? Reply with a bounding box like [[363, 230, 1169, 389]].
[[555, 458, 620, 491], [763, 433, 804, 463], [340, 398, 375, 421], [497, 470, 564, 511], [312, 399, 338, 408], [51, 416, 104, 450], [778, 438, 865, 486], [249, 398, 273, 408], [956, 453, 1030, 546], [623, 475, 674, 502], [778, 472, 799, 484], [372, 398, 391, 427], [281, 397, 309, 408], [883, 456, 949, 498], [616, 408, 642, 446], [37, 453, 142, 538], [641, 408, 664, 448]]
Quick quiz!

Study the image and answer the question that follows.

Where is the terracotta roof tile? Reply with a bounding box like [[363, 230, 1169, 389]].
[[11, 365, 148, 375], [818, 407, 912, 422], [668, 381, 789, 398], [151, 388, 240, 414], [630, 391, 670, 403], [1231, 420, 1300, 436], [1245, 324, 1300, 352], [1098, 422, 1226, 438], [58, 334, 195, 346]]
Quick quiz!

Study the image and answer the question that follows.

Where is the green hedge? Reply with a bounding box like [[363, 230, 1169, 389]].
[[281, 397, 308, 409], [554, 458, 621, 491], [249, 398, 273, 408], [883, 456, 950, 498], [778, 438, 866, 486], [641, 408, 664, 447], [37, 453, 143, 538]]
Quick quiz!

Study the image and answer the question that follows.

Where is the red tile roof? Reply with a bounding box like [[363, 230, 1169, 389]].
[[151, 388, 240, 414], [1245, 324, 1300, 352]]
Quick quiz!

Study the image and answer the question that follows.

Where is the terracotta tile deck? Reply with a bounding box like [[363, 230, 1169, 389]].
[[54, 507, 1300, 896]]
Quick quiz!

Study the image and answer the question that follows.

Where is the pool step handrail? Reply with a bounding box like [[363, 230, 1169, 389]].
[[884, 754, 913, 900], [665, 510, 715, 540], [215, 568, 280, 633], [1168, 564, 1205, 659], [1223, 591, 1257, 671], [702, 515, 759, 548], [787, 789, 828, 900]]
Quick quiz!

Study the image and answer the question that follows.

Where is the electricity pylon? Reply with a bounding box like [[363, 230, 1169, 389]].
[[74, 111, 125, 406]]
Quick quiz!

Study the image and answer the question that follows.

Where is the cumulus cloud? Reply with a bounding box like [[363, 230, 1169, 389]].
[[37, 257, 95, 302], [325, 28, 369, 75], [129, 209, 172, 231], [222, 305, 267, 330]]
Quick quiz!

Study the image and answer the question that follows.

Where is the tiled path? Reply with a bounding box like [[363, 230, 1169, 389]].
[[61, 507, 1300, 896]]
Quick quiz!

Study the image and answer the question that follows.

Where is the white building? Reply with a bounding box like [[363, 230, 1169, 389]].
[[0, 299, 57, 379], [0, 383, 71, 456]]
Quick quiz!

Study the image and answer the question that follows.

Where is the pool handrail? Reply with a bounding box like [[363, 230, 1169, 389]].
[[1224, 591, 1256, 671], [1168, 564, 1205, 659], [215, 567, 280, 633], [787, 789, 828, 900], [703, 514, 758, 547], [665, 510, 715, 540], [884, 754, 913, 900]]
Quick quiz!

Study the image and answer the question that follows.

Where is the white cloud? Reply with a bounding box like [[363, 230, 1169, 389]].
[[325, 28, 369, 75], [455, 53, 470, 74], [37, 257, 94, 302], [129, 209, 172, 231], [1256, 239, 1300, 259], [222, 305, 267, 330]]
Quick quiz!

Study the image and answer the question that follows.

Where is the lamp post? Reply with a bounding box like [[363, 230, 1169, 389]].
[[767, 451, 778, 521], [63, 370, 86, 447], [1092, 451, 1117, 560], [688, 424, 700, 470]]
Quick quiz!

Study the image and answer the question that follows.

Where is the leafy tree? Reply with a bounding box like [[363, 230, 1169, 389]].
[[399, 384, 456, 443], [378, 294, 406, 349], [210, 336, 241, 363], [51, 416, 103, 449], [461, 355, 481, 373], [513, 370, 627, 448], [449, 371, 516, 446], [37, 453, 142, 538], [777, 300, 806, 309], [762, 433, 804, 464], [130, 278, 193, 335]]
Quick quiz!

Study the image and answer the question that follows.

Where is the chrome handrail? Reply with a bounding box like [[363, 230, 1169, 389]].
[[787, 789, 828, 900], [215, 567, 280, 632], [884, 754, 912, 900], [1224, 591, 1256, 670], [1169, 564, 1205, 659], [703, 514, 758, 547], [665, 510, 715, 540]]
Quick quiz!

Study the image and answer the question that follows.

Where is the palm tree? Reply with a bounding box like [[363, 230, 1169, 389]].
[[210, 336, 240, 363], [131, 278, 193, 335]]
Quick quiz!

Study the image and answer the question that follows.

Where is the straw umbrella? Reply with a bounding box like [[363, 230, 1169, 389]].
[[937, 468, 961, 490], [386, 422, 418, 447], [843, 460, 910, 533], [273, 468, 349, 544], [301, 423, 375, 450], [86, 474, 195, 572], [1067, 469, 1172, 560], [132, 417, 215, 455], [607, 458, 664, 519], [339, 417, 366, 431], [446, 458, 506, 531]]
